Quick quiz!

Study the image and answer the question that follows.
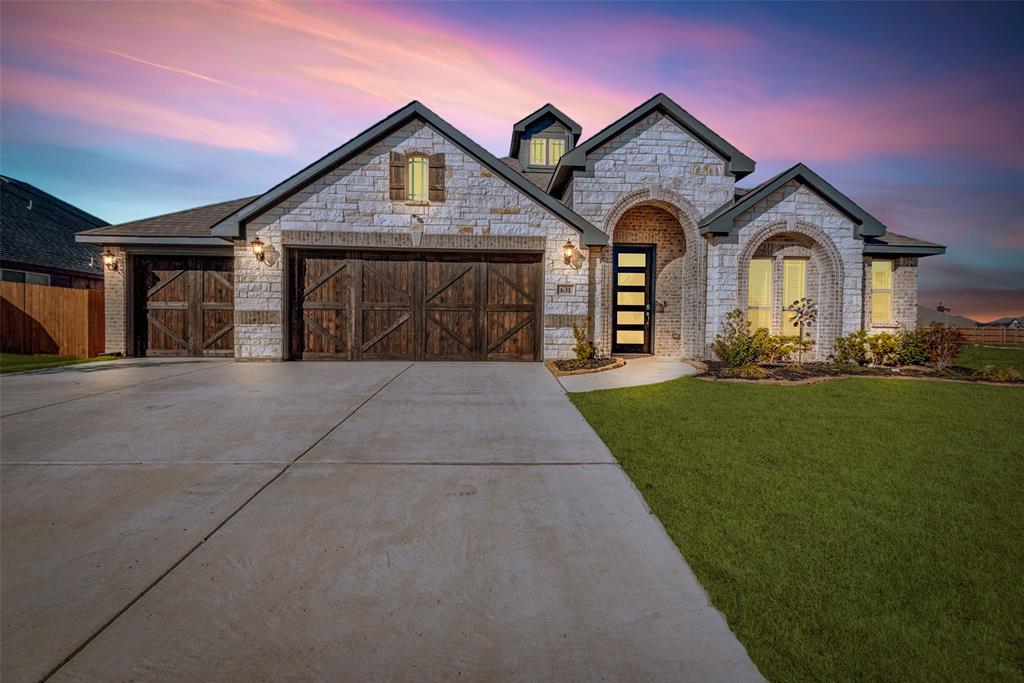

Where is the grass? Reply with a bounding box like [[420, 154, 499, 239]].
[[571, 377, 1023, 682], [957, 344, 1024, 374], [0, 352, 117, 374]]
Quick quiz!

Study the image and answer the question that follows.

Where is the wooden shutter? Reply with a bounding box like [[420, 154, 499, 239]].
[[428, 153, 445, 202], [782, 259, 806, 335], [871, 260, 893, 324], [389, 151, 406, 201], [747, 258, 772, 331]]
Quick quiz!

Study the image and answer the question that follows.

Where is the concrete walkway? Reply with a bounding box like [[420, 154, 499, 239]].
[[2, 359, 761, 682], [558, 356, 699, 393]]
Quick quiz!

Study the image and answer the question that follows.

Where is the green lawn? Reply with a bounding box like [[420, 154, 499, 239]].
[[571, 377, 1023, 682], [957, 344, 1024, 374], [0, 352, 117, 374]]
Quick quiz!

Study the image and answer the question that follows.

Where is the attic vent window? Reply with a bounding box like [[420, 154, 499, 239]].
[[529, 138, 565, 167]]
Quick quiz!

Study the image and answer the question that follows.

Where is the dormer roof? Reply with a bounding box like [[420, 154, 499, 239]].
[[509, 104, 582, 158]]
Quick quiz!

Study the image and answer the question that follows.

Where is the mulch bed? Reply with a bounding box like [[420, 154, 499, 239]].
[[702, 362, 1019, 383], [548, 357, 623, 376]]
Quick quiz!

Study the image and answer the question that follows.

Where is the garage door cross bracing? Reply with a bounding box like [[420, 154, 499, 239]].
[[290, 250, 542, 361]]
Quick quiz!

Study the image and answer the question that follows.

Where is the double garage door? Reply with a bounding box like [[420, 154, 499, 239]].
[[290, 250, 542, 361]]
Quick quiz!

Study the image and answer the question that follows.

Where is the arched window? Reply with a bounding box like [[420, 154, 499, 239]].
[[407, 155, 428, 201]]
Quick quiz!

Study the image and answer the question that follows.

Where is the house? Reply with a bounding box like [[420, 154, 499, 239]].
[[2, 175, 107, 289], [982, 316, 1022, 329], [917, 305, 978, 328], [76, 94, 945, 361]]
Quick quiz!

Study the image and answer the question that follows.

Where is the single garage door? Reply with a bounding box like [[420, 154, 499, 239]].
[[133, 256, 234, 357], [289, 250, 542, 361]]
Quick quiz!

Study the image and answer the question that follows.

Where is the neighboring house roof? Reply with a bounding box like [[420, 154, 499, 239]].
[[699, 163, 887, 239], [509, 103, 582, 158], [548, 93, 756, 196], [500, 157, 552, 190], [211, 101, 608, 246], [863, 231, 945, 256], [982, 316, 1023, 328], [917, 305, 978, 328], [77, 197, 255, 245], [1, 175, 107, 276]]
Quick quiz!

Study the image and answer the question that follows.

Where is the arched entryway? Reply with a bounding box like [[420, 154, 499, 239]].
[[737, 223, 844, 359], [603, 203, 692, 356]]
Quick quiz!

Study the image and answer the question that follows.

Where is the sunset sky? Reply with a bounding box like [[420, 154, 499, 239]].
[[1, 1, 1021, 321]]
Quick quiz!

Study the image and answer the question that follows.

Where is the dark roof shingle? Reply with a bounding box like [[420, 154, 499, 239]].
[[78, 196, 258, 238], [0, 175, 107, 275]]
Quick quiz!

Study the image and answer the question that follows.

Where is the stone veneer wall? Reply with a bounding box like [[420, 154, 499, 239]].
[[569, 111, 735, 358], [710, 181, 865, 360], [863, 256, 918, 332], [103, 247, 126, 355], [601, 205, 686, 356], [235, 119, 587, 359]]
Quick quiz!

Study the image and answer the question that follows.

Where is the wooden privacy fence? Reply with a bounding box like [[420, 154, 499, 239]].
[[1, 282, 105, 357], [956, 327, 1024, 346]]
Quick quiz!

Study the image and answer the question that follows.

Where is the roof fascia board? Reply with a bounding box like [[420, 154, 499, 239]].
[[76, 235, 231, 246], [213, 101, 607, 246], [863, 244, 945, 256], [699, 163, 887, 238]]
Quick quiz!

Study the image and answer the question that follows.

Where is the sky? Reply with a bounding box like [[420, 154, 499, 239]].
[[1, 1, 1021, 321]]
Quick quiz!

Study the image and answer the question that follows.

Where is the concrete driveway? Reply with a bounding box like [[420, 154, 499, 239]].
[[1, 359, 762, 682]]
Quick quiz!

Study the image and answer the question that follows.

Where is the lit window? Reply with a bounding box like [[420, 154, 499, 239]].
[[782, 259, 806, 335], [747, 258, 772, 331], [548, 139, 565, 164], [530, 138, 547, 165], [872, 260, 893, 324], [407, 156, 428, 202]]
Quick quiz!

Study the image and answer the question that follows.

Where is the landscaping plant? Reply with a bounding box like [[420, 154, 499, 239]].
[[711, 309, 761, 367], [919, 323, 965, 369], [568, 322, 595, 369]]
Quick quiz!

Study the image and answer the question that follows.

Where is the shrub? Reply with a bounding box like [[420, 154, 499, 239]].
[[867, 332, 902, 366], [721, 363, 768, 379], [572, 323, 594, 364], [919, 323, 965, 369], [712, 310, 760, 367], [832, 330, 870, 365], [974, 365, 1022, 383], [751, 331, 797, 365], [897, 328, 928, 366]]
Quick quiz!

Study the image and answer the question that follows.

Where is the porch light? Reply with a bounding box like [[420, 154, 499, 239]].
[[563, 239, 579, 269], [101, 249, 118, 271], [250, 236, 266, 262]]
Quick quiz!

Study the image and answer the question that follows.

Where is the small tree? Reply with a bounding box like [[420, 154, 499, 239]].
[[919, 323, 965, 369], [783, 297, 817, 363], [571, 322, 594, 368]]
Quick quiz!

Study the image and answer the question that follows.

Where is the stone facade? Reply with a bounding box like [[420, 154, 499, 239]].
[[102, 247, 126, 355], [235, 119, 586, 359]]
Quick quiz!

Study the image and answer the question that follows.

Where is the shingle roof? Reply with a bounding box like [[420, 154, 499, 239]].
[[0, 175, 107, 276], [500, 157, 553, 190], [78, 196, 257, 238], [862, 230, 945, 257]]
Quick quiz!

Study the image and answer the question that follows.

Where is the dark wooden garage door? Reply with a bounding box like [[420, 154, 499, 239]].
[[133, 256, 234, 357], [289, 250, 542, 361]]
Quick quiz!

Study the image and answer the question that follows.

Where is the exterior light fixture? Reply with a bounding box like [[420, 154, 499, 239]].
[[250, 236, 266, 262], [101, 249, 118, 271], [563, 239, 578, 267]]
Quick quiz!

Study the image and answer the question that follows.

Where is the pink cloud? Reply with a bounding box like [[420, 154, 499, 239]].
[[2, 66, 292, 153]]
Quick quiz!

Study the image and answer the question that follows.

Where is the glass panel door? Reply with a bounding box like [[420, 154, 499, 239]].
[[612, 244, 654, 354]]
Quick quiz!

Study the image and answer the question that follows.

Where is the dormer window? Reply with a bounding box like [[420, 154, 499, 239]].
[[528, 137, 565, 167]]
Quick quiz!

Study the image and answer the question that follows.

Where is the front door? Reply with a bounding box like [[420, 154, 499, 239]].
[[612, 245, 654, 354]]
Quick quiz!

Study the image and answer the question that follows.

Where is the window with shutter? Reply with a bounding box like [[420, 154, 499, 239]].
[[747, 258, 772, 331], [871, 260, 893, 324], [782, 259, 806, 335], [406, 156, 428, 202]]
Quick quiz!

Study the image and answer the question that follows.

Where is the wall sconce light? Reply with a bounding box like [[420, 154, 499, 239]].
[[563, 239, 583, 270], [250, 236, 266, 262], [101, 249, 118, 271]]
